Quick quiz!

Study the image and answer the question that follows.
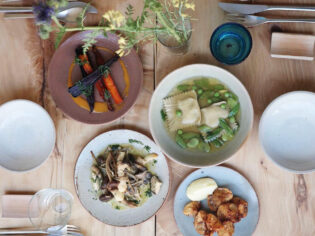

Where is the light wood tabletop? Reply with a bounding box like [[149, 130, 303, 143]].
[[0, 0, 315, 235]]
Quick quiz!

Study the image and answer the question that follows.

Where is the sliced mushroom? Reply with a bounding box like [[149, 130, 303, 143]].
[[135, 156, 146, 166], [151, 176, 162, 195], [134, 163, 147, 172], [116, 151, 125, 162], [100, 175, 109, 190], [144, 153, 158, 162], [135, 171, 152, 184], [111, 190, 125, 202], [135, 154, 158, 166], [99, 191, 114, 202], [126, 172, 138, 181], [117, 161, 131, 177], [118, 176, 128, 193], [107, 180, 120, 191], [106, 152, 114, 182], [91, 165, 102, 180]]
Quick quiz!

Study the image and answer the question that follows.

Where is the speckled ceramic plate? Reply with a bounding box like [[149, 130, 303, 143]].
[[74, 129, 170, 227], [48, 31, 143, 124], [174, 166, 259, 236]]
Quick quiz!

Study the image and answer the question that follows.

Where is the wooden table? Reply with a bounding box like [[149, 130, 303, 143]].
[[0, 0, 315, 235]]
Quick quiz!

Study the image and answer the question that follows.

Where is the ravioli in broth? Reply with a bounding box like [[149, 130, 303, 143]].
[[161, 77, 240, 153]]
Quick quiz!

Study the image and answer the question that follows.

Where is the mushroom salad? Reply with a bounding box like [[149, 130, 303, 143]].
[[90, 144, 163, 210]]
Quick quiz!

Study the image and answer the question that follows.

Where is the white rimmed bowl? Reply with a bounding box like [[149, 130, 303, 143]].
[[0, 100, 56, 172], [149, 64, 253, 167], [259, 91, 315, 173]]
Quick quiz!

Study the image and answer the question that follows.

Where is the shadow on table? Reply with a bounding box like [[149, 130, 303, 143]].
[[255, 76, 315, 115]]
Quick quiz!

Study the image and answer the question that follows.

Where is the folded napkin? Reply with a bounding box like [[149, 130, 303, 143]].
[[1, 194, 36, 218]]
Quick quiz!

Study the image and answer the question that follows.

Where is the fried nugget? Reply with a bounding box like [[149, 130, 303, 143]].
[[217, 203, 240, 223], [208, 188, 233, 212], [231, 197, 248, 218], [206, 213, 223, 232], [183, 201, 201, 217], [217, 221, 234, 236], [204, 231, 215, 236], [194, 210, 209, 235]]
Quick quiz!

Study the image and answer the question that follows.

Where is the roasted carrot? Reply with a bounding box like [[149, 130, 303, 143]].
[[88, 48, 114, 111], [92, 46, 123, 105], [103, 74, 123, 105], [78, 54, 93, 74], [75, 46, 95, 113]]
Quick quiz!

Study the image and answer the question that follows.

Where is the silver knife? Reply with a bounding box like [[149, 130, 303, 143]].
[[219, 2, 315, 14]]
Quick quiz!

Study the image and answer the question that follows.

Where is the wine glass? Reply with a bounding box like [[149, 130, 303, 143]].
[[28, 188, 73, 232]]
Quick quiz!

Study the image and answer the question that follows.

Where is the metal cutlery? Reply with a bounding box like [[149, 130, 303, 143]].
[[226, 13, 315, 27], [1, 1, 97, 23], [0, 224, 82, 235], [219, 2, 315, 15]]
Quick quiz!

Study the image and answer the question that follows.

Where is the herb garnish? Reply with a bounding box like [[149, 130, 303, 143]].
[[144, 145, 151, 152], [110, 144, 120, 150], [160, 109, 167, 121], [74, 56, 88, 66], [129, 139, 144, 145], [34, 0, 195, 56], [145, 189, 152, 197]]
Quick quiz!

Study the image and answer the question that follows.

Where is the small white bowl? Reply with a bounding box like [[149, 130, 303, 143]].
[[149, 64, 253, 167], [259, 91, 315, 173], [0, 100, 56, 172]]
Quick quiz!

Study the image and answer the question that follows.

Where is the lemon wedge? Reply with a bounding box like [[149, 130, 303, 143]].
[[186, 178, 218, 201]]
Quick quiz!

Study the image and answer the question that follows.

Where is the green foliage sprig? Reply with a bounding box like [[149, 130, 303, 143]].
[[34, 0, 195, 56]]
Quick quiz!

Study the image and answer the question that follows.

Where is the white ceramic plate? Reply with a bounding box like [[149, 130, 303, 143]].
[[259, 91, 315, 173], [149, 64, 253, 167], [0, 100, 56, 172], [74, 129, 170, 226], [174, 166, 259, 236]]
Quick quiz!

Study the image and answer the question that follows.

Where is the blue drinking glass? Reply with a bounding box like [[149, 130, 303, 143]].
[[210, 23, 252, 65]]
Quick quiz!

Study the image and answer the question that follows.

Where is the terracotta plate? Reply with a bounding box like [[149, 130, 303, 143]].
[[74, 129, 170, 226], [48, 31, 143, 124]]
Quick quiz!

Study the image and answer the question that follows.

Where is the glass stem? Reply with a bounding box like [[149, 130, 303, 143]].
[[156, 11, 182, 43]]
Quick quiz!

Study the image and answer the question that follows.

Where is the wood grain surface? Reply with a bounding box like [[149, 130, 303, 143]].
[[0, 0, 315, 235]]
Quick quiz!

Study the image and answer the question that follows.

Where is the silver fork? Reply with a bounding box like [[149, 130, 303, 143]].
[[0, 224, 82, 235], [226, 13, 315, 27]]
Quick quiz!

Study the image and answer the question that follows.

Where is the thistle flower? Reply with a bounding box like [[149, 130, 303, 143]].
[[33, 2, 55, 25], [103, 10, 126, 29]]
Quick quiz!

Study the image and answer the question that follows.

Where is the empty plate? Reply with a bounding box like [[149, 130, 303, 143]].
[[259, 91, 315, 173], [0, 100, 55, 172], [174, 166, 259, 236]]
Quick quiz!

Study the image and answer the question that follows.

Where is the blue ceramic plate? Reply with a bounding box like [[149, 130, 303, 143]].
[[174, 166, 259, 236]]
